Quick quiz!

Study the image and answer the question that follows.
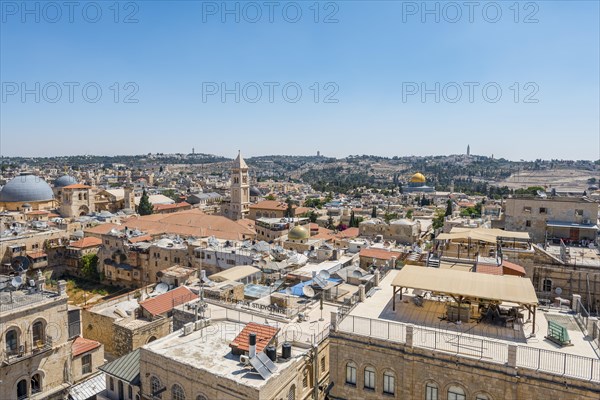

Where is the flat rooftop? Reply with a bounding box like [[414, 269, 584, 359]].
[[545, 244, 600, 267], [0, 289, 64, 314], [338, 270, 600, 380], [143, 321, 304, 389]]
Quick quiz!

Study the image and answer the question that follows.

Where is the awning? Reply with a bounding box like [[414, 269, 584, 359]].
[[436, 227, 531, 243], [391, 265, 538, 306]]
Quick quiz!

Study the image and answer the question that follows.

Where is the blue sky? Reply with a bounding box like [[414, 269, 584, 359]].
[[1, 0, 598, 160]]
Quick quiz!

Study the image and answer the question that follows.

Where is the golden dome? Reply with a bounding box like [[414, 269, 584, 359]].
[[410, 173, 426, 184], [288, 225, 310, 240]]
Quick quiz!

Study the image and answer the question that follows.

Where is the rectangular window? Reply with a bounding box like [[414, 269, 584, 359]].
[[346, 364, 356, 385], [82, 354, 92, 374], [575, 209, 583, 216], [128, 385, 133, 399], [109, 377, 114, 391], [525, 220, 531, 227], [383, 373, 395, 395], [321, 357, 326, 374], [364, 368, 375, 390], [426, 384, 438, 400], [539, 207, 547, 214]]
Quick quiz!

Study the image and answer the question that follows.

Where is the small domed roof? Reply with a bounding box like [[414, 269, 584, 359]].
[[54, 175, 78, 187], [288, 225, 310, 240], [250, 186, 262, 197], [410, 172, 426, 183], [0, 174, 54, 203]]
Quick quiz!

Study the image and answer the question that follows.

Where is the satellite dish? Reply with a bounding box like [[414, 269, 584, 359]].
[[11, 256, 30, 272], [555, 287, 563, 296], [285, 288, 293, 296], [11, 276, 23, 288], [154, 283, 169, 294], [302, 285, 315, 298], [318, 270, 330, 280]]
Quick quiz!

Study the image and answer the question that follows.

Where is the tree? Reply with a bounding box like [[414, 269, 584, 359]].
[[371, 206, 377, 218], [285, 198, 294, 218], [326, 215, 335, 230], [445, 199, 453, 216], [432, 209, 445, 230], [81, 254, 99, 281], [265, 194, 276, 201], [138, 189, 154, 215], [349, 211, 356, 228]]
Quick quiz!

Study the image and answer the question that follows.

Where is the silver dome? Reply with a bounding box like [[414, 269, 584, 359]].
[[54, 175, 78, 187], [0, 174, 54, 203]]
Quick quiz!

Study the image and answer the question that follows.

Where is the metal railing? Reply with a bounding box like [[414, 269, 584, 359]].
[[336, 314, 600, 382]]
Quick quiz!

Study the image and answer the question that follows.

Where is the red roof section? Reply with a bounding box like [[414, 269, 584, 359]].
[[359, 248, 403, 260], [502, 261, 527, 277], [72, 336, 101, 357], [27, 251, 47, 259], [63, 183, 91, 189], [128, 235, 153, 243], [69, 237, 103, 249], [139, 286, 197, 316], [154, 202, 191, 211], [229, 322, 279, 354], [475, 264, 503, 276]]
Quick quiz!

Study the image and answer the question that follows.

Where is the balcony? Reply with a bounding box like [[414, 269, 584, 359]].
[[3, 337, 53, 365]]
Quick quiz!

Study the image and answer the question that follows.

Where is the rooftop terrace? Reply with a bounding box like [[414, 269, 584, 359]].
[[337, 270, 600, 382]]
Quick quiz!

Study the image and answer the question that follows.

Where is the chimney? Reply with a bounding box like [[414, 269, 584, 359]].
[[57, 280, 67, 296], [249, 333, 257, 359]]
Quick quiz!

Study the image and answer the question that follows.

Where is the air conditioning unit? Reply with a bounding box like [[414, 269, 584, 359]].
[[182, 322, 195, 336], [240, 355, 250, 365]]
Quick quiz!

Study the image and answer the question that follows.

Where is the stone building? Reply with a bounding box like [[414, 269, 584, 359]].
[[222, 151, 251, 220], [359, 218, 421, 244], [503, 196, 599, 243], [59, 183, 95, 217], [0, 279, 104, 400], [328, 269, 600, 400]]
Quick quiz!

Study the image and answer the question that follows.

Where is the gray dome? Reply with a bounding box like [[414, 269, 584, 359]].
[[0, 174, 54, 203], [250, 186, 262, 197], [54, 175, 78, 187]]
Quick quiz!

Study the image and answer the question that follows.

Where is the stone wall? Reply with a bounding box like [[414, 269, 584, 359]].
[[329, 330, 599, 400], [113, 317, 171, 357]]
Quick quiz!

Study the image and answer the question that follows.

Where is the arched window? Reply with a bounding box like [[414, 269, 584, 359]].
[[31, 373, 42, 394], [345, 362, 357, 385], [172, 384, 185, 400], [17, 379, 28, 400], [542, 278, 552, 292], [287, 384, 296, 400], [150, 376, 162, 399], [364, 366, 375, 390], [32, 320, 45, 347], [475, 394, 490, 400], [5, 328, 18, 354], [196, 395, 208, 400], [425, 382, 438, 400], [447, 385, 466, 400], [383, 371, 395, 395], [147, 336, 157, 343]]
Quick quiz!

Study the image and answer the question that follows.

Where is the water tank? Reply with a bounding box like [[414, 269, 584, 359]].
[[266, 345, 277, 362], [281, 342, 292, 359]]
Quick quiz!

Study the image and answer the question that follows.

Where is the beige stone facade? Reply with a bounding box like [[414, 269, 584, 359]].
[[329, 330, 599, 400]]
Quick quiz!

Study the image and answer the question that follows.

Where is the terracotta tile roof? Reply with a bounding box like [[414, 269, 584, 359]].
[[475, 263, 503, 276], [359, 248, 403, 260], [27, 251, 47, 259], [72, 336, 101, 357], [249, 200, 288, 210], [69, 237, 103, 249], [501, 260, 527, 276], [128, 235, 153, 244], [229, 322, 279, 354], [139, 286, 197, 316], [154, 202, 191, 211], [63, 183, 92, 189], [26, 210, 50, 215], [85, 223, 120, 235], [334, 227, 360, 239]]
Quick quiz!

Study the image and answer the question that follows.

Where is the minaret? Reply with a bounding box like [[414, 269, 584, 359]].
[[230, 150, 250, 220], [467, 144, 470, 156]]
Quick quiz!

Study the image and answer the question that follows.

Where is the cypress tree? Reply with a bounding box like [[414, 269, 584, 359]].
[[138, 189, 154, 216]]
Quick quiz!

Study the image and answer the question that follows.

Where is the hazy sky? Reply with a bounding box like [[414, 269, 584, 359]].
[[1, 1, 599, 160]]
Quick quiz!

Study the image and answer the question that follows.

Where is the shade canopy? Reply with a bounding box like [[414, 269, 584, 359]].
[[436, 227, 531, 244], [391, 265, 538, 306]]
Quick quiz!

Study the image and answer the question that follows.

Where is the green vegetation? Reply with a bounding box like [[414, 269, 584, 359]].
[[81, 254, 100, 281], [460, 202, 482, 218], [138, 189, 154, 215], [445, 199, 453, 216], [265, 194, 277, 201], [432, 209, 445, 230], [514, 186, 545, 195]]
